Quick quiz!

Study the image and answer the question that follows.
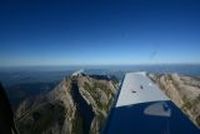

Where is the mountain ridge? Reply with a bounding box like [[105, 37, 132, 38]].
[[15, 73, 118, 134]]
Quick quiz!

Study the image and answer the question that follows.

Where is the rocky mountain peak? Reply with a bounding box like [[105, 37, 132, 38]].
[[15, 73, 118, 134]]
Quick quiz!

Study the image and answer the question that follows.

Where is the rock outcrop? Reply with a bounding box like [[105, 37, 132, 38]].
[[15, 73, 118, 134], [148, 73, 200, 127]]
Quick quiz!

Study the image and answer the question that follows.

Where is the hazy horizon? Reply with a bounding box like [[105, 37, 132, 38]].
[[1, 63, 200, 68]]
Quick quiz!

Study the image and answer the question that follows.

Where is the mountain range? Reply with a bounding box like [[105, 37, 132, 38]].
[[0, 71, 200, 134], [15, 72, 118, 134]]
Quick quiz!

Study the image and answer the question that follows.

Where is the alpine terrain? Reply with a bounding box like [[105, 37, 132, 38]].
[[15, 72, 118, 134]]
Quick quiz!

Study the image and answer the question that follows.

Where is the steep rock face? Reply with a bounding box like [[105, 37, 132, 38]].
[[148, 73, 200, 127], [15, 73, 118, 134]]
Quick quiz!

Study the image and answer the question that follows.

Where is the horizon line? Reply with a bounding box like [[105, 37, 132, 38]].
[[1, 63, 200, 68]]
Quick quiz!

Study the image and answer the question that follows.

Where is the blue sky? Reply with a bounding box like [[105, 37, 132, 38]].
[[0, 0, 200, 66]]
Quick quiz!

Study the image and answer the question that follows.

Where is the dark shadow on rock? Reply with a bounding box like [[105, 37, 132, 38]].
[[71, 80, 95, 134], [0, 83, 18, 134]]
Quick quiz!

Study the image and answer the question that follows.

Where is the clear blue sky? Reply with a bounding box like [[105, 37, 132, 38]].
[[0, 0, 200, 66]]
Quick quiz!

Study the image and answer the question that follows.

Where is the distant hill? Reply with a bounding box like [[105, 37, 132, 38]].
[[6, 82, 58, 110], [15, 73, 118, 134]]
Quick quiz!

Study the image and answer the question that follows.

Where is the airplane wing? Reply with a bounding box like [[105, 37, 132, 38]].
[[102, 72, 199, 134]]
